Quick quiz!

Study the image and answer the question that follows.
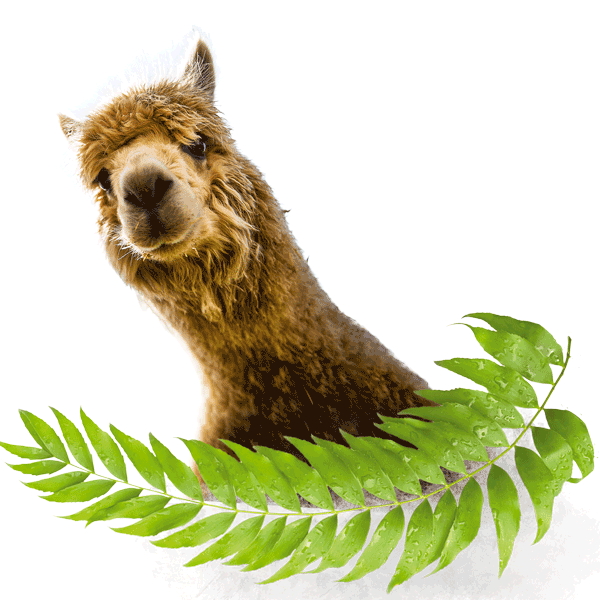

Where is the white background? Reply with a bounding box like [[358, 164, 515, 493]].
[[0, 1, 598, 599]]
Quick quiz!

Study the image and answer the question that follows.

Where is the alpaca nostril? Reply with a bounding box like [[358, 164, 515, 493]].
[[121, 166, 174, 210], [124, 191, 144, 208], [154, 176, 173, 204]]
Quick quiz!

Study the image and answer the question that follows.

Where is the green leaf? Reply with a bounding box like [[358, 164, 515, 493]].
[[436, 358, 538, 408], [23, 471, 89, 492], [313, 436, 397, 502], [400, 446, 447, 487], [110, 425, 165, 492], [344, 435, 428, 493], [377, 419, 466, 474], [416, 388, 524, 429], [42, 479, 115, 503], [180, 439, 236, 508], [112, 502, 201, 537], [545, 409, 594, 482], [487, 465, 521, 577], [425, 490, 457, 568], [532, 427, 573, 494], [19, 410, 69, 463], [222, 440, 299, 511], [91, 494, 170, 522], [426, 421, 489, 462], [185, 515, 265, 566], [0, 441, 51, 460], [225, 516, 287, 565], [8, 460, 66, 475], [286, 437, 365, 506], [433, 478, 483, 573], [256, 446, 334, 510], [202, 445, 266, 511], [397, 403, 509, 447], [465, 313, 564, 366], [61, 488, 142, 521], [17, 413, 50, 455], [388, 499, 433, 591], [243, 517, 312, 572], [461, 325, 553, 384], [260, 515, 338, 584], [309, 511, 371, 573], [338, 506, 404, 582], [149, 434, 204, 501], [51, 408, 94, 471], [153, 512, 236, 548], [514, 446, 555, 544], [80, 410, 127, 481]]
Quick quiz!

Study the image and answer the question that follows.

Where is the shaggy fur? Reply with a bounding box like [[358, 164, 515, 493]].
[[60, 39, 434, 460]]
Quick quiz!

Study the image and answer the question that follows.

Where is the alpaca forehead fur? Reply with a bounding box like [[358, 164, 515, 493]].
[[61, 39, 431, 468], [76, 82, 225, 187]]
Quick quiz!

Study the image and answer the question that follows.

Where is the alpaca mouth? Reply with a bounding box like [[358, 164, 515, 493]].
[[123, 217, 193, 260], [143, 238, 190, 260]]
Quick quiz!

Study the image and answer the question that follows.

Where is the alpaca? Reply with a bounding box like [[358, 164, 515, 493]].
[[59, 38, 433, 461]]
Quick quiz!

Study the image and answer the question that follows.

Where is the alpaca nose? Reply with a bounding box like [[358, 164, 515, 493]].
[[121, 159, 174, 210]]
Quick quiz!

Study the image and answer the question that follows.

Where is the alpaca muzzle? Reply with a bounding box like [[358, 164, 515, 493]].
[[117, 155, 197, 253], [121, 156, 174, 210]]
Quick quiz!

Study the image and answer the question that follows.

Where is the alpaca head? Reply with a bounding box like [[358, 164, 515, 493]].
[[60, 40, 259, 315]]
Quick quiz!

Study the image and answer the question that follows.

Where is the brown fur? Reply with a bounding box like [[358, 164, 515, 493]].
[[60, 39, 434, 461]]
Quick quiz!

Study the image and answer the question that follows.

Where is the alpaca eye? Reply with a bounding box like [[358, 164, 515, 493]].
[[182, 136, 207, 160], [96, 168, 112, 192]]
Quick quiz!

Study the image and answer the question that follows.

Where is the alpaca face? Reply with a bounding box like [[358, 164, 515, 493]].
[[60, 40, 258, 303], [97, 130, 214, 262]]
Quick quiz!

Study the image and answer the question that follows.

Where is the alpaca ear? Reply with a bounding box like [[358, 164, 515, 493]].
[[59, 114, 82, 142], [184, 39, 216, 100]]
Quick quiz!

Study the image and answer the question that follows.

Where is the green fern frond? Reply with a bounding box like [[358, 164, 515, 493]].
[[0, 313, 594, 592]]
